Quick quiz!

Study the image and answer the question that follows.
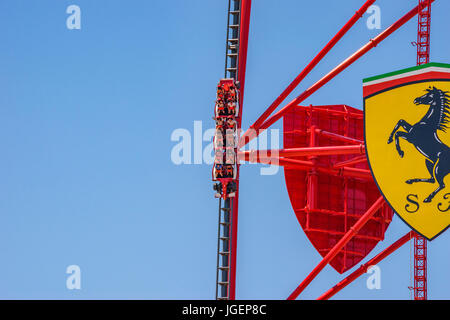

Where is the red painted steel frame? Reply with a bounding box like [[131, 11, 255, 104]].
[[284, 105, 393, 273], [228, 0, 252, 300], [318, 231, 414, 300], [239, 0, 436, 149], [287, 197, 385, 300], [240, 145, 365, 158], [241, 154, 373, 180], [226, 0, 437, 300], [288, 197, 386, 299]]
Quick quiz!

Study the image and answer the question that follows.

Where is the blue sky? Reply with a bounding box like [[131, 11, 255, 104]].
[[0, 0, 449, 299]]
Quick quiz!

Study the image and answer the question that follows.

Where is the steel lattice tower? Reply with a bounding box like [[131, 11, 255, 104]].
[[413, 0, 431, 301]]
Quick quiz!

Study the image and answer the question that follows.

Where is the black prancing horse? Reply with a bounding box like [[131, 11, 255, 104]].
[[387, 86, 450, 203]]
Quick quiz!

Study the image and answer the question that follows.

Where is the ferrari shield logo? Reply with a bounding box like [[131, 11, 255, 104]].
[[363, 62, 450, 240]]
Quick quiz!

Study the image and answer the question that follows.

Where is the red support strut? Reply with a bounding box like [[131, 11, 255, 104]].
[[287, 197, 385, 300], [228, 0, 252, 300], [318, 231, 414, 300]]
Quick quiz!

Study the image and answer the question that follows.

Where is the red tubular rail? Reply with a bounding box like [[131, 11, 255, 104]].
[[236, 0, 252, 124], [316, 129, 364, 145], [287, 197, 385, 300], [229, 0, 252, 301], [239, 0, 435, 148], [239, 145, 365, 159], [318, 231, 414, 300], [297, 105, 364, 119], [247, 0, 376, 133], [240, 154, 372, 179], [333, 155, 367, 168]]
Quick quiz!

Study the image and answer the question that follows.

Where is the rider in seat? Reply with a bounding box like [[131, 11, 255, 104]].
[[226, 101, 236, 116], [225, 130, 236, 149], [224, 164, 234, 178], [215, 99, 226, 116], [214, 117, 225, 129], [225, 149, 235, 165], [214, 128, 224, 149], [214, 163, 224, 179], [226, 117, 236, 130], [217, 85, 224, 100]]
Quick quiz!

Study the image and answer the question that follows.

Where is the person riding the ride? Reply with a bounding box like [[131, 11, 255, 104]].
[[225, 129, 236, 148], [224, 164, 234, 178], [226, 117, 236, 130], [214, 117, 225, 129], [228, 85, 237, 102], [226, 101, 236, 115], [217, 85, 224, 100], [214, 163, 224, 179], [216, 99, 226, 116], [215, 128, 224, 148], [215, 148, 224, 164], [225, 149, 235, 165]]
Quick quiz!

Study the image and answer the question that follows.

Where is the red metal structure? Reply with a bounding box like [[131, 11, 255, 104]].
[[283, 105, 393, 274], [213, 0, 435, 300], [412, 0, 431, 301]]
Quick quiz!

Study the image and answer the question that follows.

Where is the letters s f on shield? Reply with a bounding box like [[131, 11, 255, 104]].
[[364, 63, 450, 240]]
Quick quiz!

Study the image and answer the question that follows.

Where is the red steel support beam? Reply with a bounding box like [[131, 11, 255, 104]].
[[308, 126, 319, 210], [248, 0, 376, 133], [333, 155, 367, 168], [239, 145, 365, 159], [287, 197, 385, 300], [229, 0, 252, 301], [316, 129, 364, 145], [236, 0, 252, 124], [242, 156, 314, 168], [242, 155, 372, 180], [317, 231, 414, 300], [239, 0, 435, 148], [296, 105, 364, 119]]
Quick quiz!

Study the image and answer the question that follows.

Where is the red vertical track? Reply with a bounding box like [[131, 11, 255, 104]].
[[229, 0, 252, 300], [412, 0, 430, 301]]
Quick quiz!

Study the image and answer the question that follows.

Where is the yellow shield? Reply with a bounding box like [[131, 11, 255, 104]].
[[364, 63, 450, 240]]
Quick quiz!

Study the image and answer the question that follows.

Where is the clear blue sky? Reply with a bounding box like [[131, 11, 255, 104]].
[[0, 0, 449, 300]]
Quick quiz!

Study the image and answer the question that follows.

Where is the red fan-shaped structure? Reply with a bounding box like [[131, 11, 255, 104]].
[[283, 105, 393, 273]]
